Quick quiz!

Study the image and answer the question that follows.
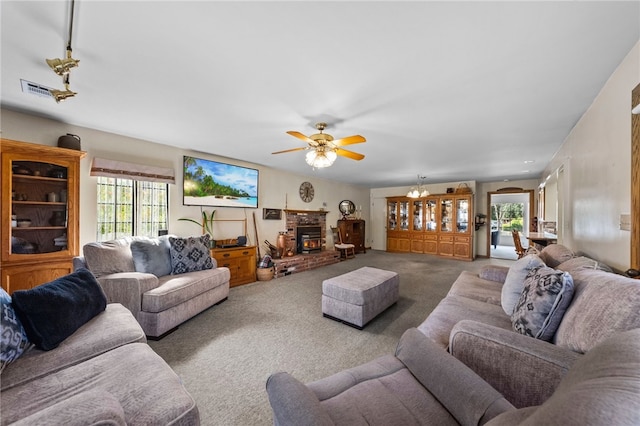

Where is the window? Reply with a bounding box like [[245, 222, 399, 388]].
[[97, 177, 168, 241]]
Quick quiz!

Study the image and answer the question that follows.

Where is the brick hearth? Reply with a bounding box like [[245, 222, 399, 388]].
[[272, 250, 340, 278]]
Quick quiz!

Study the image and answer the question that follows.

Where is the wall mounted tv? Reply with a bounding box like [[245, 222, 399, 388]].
[[183, 156, 258, 209]]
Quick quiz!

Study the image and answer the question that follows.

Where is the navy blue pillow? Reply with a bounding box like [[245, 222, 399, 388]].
[[11, 268, 107, 350]]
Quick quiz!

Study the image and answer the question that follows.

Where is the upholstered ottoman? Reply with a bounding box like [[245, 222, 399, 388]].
[[322, 266, 399, 329]]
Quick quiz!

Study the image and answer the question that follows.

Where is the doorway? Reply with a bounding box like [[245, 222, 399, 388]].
[[487, 190, 535, 260]]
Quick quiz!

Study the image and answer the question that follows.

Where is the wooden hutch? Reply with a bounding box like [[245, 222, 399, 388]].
[[1, 139, 86, 293], [386, 193, 474, 260]]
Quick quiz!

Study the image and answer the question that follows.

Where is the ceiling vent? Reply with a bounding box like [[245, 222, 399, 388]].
[[20, 79, 54, 99]]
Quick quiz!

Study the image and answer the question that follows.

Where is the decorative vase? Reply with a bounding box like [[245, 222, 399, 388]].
[[276, 232, 287, 259]]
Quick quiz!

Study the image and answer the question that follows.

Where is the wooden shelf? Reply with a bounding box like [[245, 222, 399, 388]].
[[284, 209, 329, 214]]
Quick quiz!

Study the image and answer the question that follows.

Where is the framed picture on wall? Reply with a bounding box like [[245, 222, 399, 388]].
[[263, 208, 282, 220]]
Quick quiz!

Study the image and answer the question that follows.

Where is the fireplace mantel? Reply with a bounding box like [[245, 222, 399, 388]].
[[284, 209, 329, 215]]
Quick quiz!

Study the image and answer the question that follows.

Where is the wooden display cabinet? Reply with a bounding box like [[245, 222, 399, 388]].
[[337, 219, 366, 253], [386, 198, 411, 252], [386, 193, 474, 260], [1, 139, 86, 293], [210, 245, 257, 287]]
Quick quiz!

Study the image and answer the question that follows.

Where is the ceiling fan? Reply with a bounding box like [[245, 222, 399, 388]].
[[272, 123, 366, 168]]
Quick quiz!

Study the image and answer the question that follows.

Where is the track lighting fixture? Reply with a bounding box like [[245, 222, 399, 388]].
[[46, 0, 79, 102]]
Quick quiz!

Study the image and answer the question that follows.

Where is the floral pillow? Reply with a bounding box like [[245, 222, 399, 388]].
[[511, 266, 575, 342], [0, 288, 32, 373], [169, 235, 214, 274]]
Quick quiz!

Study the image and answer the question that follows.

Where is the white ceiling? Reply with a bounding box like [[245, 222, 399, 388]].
[[2, 1, 639, 188]]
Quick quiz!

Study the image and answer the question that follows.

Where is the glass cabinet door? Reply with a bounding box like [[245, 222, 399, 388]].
[[425, 199, 437, 231], [440, 198, 453, 232], [387, 200, 397, 231], [412, 200, 423, 231], [456, 198, 470, 233], [399, 200, 409, 231], [10, 160, 70, 255]]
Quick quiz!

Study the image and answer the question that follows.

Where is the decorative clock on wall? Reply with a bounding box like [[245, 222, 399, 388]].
[[299, 181, 314, 203]]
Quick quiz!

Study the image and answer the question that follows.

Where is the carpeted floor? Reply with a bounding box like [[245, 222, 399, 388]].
[[148, 250, 513, 426]]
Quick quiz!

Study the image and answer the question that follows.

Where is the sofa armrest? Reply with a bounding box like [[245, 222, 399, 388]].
[[449, 320, 581, 408], [266, 372, 335, 426], [478, 265, 510, 283], [72, 256, 87, 271], [396, 328, 514, 426], [12, 390, 126, 426], [97, 273, 159, 319]]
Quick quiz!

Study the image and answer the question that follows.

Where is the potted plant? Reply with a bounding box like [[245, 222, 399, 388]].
[[179, 209, 216, 247]]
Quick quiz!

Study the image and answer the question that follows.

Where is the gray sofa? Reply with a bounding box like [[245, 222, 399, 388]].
[[267, 327, 640, 425], [417, 243, 640, 407], [266, 244, 640, 424], [1, 303, 200, 425], [74, 235, 230, 338]]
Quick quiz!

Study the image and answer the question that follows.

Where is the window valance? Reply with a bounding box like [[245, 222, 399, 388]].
[[90, 157, 175, 184]]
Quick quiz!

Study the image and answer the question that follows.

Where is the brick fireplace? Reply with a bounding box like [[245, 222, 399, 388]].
[[271, 209, 340, 278], [283, 209, 329, 254]]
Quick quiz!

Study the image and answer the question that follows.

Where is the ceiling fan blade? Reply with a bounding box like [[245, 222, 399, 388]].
[[272, 147, 308, 155], [286, 131, 315, 144], [332, 135, 366, 147], [336, 148, 365, 161]]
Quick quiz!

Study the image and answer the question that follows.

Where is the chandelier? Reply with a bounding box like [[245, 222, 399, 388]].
[[305, 145, 337, 168], [407, 175, 430, 198]]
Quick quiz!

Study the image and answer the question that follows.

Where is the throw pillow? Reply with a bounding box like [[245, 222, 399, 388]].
[[0, 288, 32, 373], [130, 236, 172, 277], [11, 268, 107, 351], [538, 244, 574, 268], [511, 266, 574, 342], [501, 254, 546, 315], [83, 239, 135, 278], [169, 235, 214, 275], [556, 256, 613, 274]]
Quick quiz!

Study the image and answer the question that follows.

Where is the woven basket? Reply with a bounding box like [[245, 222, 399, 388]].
[[256, 267, 274, 281], [454, 183, 472, 194]]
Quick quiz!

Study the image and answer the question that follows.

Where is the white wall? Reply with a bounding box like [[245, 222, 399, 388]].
[[0, 109, 370, 255], [541, 41, 640, 271]]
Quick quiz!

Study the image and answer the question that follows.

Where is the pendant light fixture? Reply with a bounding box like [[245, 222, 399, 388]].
[[407, 175, 430, 198], [46, 0, 79, 102]]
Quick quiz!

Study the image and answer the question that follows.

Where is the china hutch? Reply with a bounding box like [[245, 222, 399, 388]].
[[386, 193, 474, 260], [1, 139, 86, 293]]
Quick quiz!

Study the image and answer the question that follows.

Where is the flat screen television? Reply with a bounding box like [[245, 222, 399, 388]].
[[183, 156, 258, 208]]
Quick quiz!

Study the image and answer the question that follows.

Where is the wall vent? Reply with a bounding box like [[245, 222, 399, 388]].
[[20, 79, 54, 99]]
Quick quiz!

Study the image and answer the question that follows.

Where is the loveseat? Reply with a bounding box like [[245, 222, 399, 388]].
[[1, 271, 199, 425], [73, 234, 230, 338], [417, 243, 640, 407]]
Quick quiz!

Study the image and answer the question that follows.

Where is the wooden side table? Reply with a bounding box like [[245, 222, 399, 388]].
[[210, 245, 257, 287]]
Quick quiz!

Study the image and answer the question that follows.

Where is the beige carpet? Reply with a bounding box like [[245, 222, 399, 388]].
[[148, 250, 513, 426]]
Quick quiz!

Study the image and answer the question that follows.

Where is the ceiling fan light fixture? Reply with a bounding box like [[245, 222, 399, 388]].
[[305, 148, 337, 168]]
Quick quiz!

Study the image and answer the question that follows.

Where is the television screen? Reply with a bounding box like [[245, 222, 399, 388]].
[[183, 156, 258, 208]]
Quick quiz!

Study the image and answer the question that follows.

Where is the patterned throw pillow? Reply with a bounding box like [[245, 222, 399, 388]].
[[501, 254, 546, 315], [169, 235, 214, 275], [511, 266, 575, 342], [0, 288, 31, 373]]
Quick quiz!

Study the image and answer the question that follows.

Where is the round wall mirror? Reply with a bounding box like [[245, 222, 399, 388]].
[[339, 200, 356, 216]]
